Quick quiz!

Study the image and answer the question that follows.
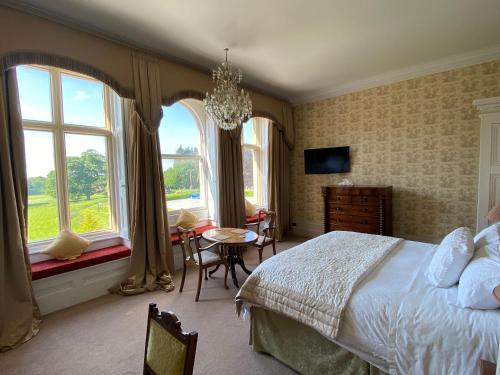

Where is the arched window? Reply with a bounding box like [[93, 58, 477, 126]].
[[159, 101, 204, 212], [242, 117, 269, 207], [17, 65, 121, 245]]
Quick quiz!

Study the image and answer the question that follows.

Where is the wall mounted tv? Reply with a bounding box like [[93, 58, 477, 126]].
[[304, 146, 350, 174]]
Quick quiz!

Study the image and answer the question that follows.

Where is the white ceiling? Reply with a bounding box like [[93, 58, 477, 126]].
[[4, 0, 500, 103]]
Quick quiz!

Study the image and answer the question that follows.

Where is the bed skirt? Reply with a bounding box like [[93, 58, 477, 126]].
[[250, 307, 386, 375]]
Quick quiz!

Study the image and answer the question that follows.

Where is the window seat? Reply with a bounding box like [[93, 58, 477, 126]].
[[31, 245, 131, 281], [246, 213, 266, 224], [170, 225, 217, 246], [33, 221, 258, 281]]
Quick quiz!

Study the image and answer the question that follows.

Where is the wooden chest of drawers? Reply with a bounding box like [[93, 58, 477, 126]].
[[322, 186, 392, 236]]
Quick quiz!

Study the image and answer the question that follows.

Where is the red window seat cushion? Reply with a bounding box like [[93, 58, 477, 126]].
[[31, 245, 131, 281], [246, 213, 266, 224], [170, 225, 217, 246]]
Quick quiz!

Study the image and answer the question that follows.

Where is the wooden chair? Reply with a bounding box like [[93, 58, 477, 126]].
[[144, 303, 198, 375], [177, 227, 228, 302], [245, 210, 277, 263]]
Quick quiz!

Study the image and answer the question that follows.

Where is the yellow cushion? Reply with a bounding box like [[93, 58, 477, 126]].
[[42, 230, 90, 260], [175, 209, 198, 229], [146, 319, 186, 375], [245, 199, 256, 217]]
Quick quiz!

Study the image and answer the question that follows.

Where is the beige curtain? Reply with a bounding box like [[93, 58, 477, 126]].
[[113, 53, 174, 295], [0, 69, 41, 351], [268, 104, 295, 240], [218, 126, 246, 228]]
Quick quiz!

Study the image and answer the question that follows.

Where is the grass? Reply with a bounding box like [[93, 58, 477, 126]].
[[28, 194, 110, 242], [165, 189, 200, 201], [29, 188, 248, 241]]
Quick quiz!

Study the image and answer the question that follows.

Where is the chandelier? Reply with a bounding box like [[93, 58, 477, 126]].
[[204, 48, 252, 131]]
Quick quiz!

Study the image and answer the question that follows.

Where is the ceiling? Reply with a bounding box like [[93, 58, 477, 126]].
[[4, 0, 500, 103]]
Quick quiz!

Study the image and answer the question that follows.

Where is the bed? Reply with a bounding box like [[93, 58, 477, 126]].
[[236, 231, 500, 375]]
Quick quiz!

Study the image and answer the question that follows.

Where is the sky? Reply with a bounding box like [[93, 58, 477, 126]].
[[17, 65, 254, 178]]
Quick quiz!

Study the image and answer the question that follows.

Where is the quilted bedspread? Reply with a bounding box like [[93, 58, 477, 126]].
[[236, 231, 402, 339]]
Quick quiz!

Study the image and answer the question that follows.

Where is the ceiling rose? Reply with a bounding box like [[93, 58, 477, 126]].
[[204, 48, 252, 131]]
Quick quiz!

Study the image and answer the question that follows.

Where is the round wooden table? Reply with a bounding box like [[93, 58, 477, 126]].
[[202, 228, 258, 288]]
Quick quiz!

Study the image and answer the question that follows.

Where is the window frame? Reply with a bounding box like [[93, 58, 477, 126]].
[[20, 65, 121, 253], [242, 118, 268, 206], [160, 101, 207, 215]]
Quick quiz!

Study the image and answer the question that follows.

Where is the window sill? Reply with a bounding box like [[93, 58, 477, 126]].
[[29, 231, 124, 263]]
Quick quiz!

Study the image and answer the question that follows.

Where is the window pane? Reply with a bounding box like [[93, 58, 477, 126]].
[[159, 103, 199, 155], [24, 130, 60, 242], [61, 74, 105, 127], [16, 66, 52, 122], [243, 148, 255, 202], [163, 159, 202, 211], [65, 134, 110, 233], [243, 119, 256, 145]]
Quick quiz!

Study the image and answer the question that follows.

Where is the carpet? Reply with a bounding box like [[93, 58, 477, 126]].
[[0, 236, 307, 375]]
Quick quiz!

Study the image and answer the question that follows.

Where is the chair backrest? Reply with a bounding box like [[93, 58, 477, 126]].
[[144, 303, 198, 375], [177, 227, 199, 264], [258, 210, 276, 240]]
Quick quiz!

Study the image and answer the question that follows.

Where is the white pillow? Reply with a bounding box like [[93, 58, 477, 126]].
[[42, 230, 90, 260], [245, 199, 256, 217], [175, 209, 198, 229], [425, 227, 474, 287], [474, 222, 500, 249], [456, 243, 500, 310]]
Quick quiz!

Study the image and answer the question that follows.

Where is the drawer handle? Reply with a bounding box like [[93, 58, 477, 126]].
[[336, 207, 342, 211], [337, 197, 342, 200], [364, 208, 368, 212], [362, 197, 368, 202], [362, 220, 368, 224]]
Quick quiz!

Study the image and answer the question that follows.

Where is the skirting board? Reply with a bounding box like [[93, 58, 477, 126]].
[[33, 257, 129, 316]]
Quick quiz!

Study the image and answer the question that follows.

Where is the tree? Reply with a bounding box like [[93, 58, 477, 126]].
[[162, 145, 199, 191], [28, 176, 46, 195], [44, 171, 57, 199], [79, 209, 101, 232], [66, 149, 107, 200]]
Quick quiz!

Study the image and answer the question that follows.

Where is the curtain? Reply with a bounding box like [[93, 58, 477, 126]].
[[205, 118, 220, 225], [268, 104, 295, 241], [112, 53, 174, 295], [0, 69, 41, 351], [218, 126, 246, 228]]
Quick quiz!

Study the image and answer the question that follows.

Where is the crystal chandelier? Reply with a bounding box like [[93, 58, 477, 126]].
[[204, 48, 252, 131]]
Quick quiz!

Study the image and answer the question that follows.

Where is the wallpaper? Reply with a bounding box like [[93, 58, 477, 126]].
[[291, 60, 500, 243]]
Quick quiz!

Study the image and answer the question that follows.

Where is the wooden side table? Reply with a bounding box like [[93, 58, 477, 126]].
[[202, 228, 258, 288]]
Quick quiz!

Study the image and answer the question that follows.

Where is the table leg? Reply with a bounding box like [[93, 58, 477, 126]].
[[234, 255, 252, 275], [208, 264, 220, 277]]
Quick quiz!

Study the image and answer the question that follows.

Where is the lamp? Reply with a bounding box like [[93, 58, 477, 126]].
[[486, 203, 500, 222], [204, 48, 252, 131]]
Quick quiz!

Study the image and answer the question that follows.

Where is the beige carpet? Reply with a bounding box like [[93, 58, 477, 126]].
[[0, 236, 307, 375]]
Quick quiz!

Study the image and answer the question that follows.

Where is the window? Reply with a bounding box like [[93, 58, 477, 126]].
[[159, 102, 204, 212], [17, 65, 118, 246], [242, 118, 269, 206]]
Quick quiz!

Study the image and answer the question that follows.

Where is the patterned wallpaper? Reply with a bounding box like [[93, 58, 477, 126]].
[[291, 60, 500, 243]]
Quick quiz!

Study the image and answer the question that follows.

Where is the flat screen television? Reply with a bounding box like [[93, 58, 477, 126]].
[[304, 146, 350, 174]]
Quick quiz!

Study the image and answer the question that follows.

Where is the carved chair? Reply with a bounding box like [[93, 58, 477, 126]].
[[144, 303, 198, 375], [177, 227, 228, 302], [245, 210, 277, 263]]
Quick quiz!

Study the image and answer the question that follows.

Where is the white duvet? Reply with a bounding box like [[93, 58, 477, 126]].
[[332, 240, 500, 374]]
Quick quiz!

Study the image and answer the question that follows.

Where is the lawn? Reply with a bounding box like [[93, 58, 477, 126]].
[[28, 194, 110, 242], [29, 188, 249, 241]]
